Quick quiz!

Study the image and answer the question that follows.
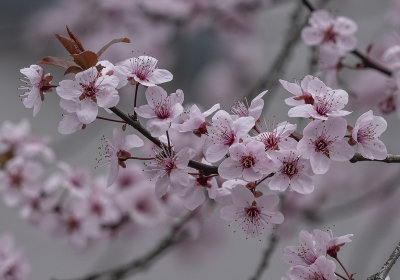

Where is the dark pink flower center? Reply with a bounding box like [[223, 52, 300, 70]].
[[241, 155, 255, 169], [82, 82, 98, 98], [315, 137, 330, 156], [155, 103, 171, 119], [281, 161, 298, 178], [323, 26, 338, 43]]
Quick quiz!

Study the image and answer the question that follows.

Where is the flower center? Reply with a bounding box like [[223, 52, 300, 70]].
[[241, 155, 255, 169], [323, 26, 338, 43], [155, 103, 171, 119], [315, 138, 330, 156], [281, 161, 298, 178]]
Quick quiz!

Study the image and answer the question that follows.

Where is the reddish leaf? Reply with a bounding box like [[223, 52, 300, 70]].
[[55, 34, 82, 55], [97, 37, 131, 57], [64, 66, 84, 75], [39, 56, 78, 69], [66, 25, 84, 52], [72, 50, 98, 70]]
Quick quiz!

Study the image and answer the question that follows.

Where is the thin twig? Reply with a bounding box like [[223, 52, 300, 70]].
[[350, 153, 400, 163], [367, 241, 400, 280], [54, 211, 196, 280]]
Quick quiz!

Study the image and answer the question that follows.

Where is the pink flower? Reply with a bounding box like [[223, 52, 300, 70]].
[[218, 140, 274, 181], [148, 147, 193, 197], [302, 10, 357, 54], [179, 175, 219, 210], [287, 77, 351, 120], [0, 120, 30, 154], [0, 157, 43, 207], [203, 110, 255, 163], [288, 256, 336, 280], [352, 110, 388, 160], [135, 86, 184, 137], [56, 63, 120, 125], [103, 128, 144, 186], [254, 121, 297, 152], [57, 113, 84, 135], [116, 56, 173, 87], [280, 76, 315, 107], [173, 103, 220, 137], [269, 150, 314, 194], [220, 185, 284, 238], [0, 234, 31, 280], [231, 90, 268, 121], [297, 118, 354, 174], [383, 45, 400, 72], [19, 65, 54, 116]]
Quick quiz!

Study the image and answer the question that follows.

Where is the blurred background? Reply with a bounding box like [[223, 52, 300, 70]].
[[0, 0, 400, 279]]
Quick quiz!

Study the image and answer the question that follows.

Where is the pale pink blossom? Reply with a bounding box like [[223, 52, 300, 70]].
[[204, 110, 254, 163], [179, 175, 219, 210], [383, 45, 400, 72], [220, 185, 283, 237], [103, 128, 144, 186], [280, 75, 315, 107], [56, 64, 120, 125], [58, 113, 85, 135], [173, 103, 220, 137], [302, 10, 357, 54], [254, 121, 297, 152], [19, 65, 53, 116], [231, 90, 268, 121], [116, 56, 173, 87], [0, 157, 43, 207], [218, 140, 274, 181], [148, 147, 193, 197], [352, 110, 387, 160], [0, 120, 30, 153], [55, 163, 92, 198], [135, 86, 184, 137], [287, 77, 350, 120], [297, 118, 354, 174], [269, 150, 314, 194], [288, 256, 336, 280], [0, 234, 31, 280]]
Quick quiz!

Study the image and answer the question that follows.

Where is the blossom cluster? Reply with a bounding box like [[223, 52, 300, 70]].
[[282, 228, 353, 280]]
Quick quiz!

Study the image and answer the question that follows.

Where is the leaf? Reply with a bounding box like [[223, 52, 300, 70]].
[[55, 34, 82, 55], [97, 37, 131, 57], [66, 25, 84, 52], [39, 56, 78, 69], [72, 50, 98, 70], [64, 66, 84, 75]]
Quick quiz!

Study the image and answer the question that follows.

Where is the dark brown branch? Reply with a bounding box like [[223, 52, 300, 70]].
[[367, 241, 400, 280], [109, 107, 218, 175], [301, 0, 392, 77], [54, 211, 196, 280]]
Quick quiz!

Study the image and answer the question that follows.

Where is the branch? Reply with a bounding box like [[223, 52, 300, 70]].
[[350, 153, 400, 163], [109, 107, 218, 175], [367, 241, 400, 280], [55, 211, 196, 280], [301, 0, 392, 77]]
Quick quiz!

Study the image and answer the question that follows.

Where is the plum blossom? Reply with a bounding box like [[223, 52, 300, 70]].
[[19, 64, 54, 116], [302, 10, 357, 54], [0, 234, 31, 280], [218, 140, 274, 181], [231, 90, 268, 120], [204, 110, 254, 163], [351, 110, 388, 160], [269, 150, 314, 194], [286, 77, 351, 120], [116, 56, 173, 87], [179, 175, 219, 210], [254, 121, 297, 152], [280, 75, 315, 107], [383, 45, 400, 72], [0, 157, 43, 207], [135, 86, 184, 137], [173, 104, 220, 137], [56, 63, 120, 125], [284, 228, 353, 266], [288, 256, 337, 280], [148, 147, 193, 197], [220, 185, 284, 237], [297, 118, 354, 174], [53, 163, 92, 198], [102, 128, 144, 186]]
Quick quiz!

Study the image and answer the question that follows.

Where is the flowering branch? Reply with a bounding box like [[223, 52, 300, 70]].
[[367, 241, 400, 280], [55, 211, 196, 280], [109, 107, 218, 175], [301, 0, 392, 77]]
